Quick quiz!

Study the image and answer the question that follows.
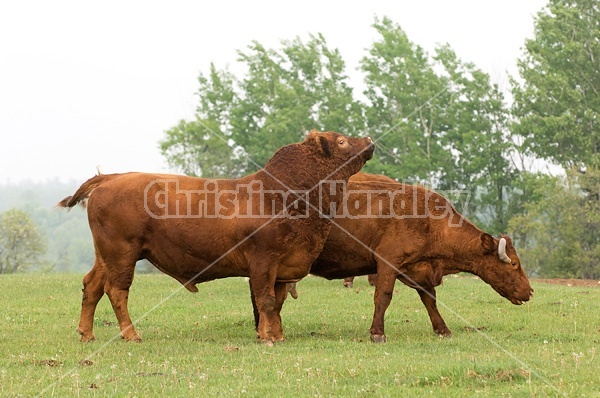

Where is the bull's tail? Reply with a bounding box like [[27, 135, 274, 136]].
[[57, 173, 125, 209]]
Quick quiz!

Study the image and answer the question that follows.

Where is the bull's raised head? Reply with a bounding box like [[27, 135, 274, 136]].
[[304, 131, 374, 178], [474, 234, 533, 305], [263, 131, 374, 191]]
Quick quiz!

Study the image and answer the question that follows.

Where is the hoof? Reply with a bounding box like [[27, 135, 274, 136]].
[[261, 339, 274, 347], [370, 334, 387, 343], [121, 331, 143, 342], [124, 334, 142, 342], [259, 336, 284, 346], [436, 330, 452, 338], [77, 328, 96, 342], [343, 282, 353, 288]]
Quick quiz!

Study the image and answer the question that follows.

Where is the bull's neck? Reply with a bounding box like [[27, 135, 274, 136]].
[[250, 170, 349, 221], [426, 220, 484, 275]]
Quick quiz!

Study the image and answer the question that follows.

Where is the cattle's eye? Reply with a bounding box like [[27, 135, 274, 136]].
[[338, 139, 345, 145], [511, 261, 517, 266]]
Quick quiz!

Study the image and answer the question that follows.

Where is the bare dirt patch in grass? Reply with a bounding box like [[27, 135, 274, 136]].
[[533, 279, 600, 287]]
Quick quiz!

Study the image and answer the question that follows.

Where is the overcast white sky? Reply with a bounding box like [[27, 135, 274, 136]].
[[0, 0, 547, 184]]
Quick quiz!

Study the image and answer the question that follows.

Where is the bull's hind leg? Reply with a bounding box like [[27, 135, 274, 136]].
[[92, 239, 142, 342], [78, 259, 107, 342], [103, 260, 141, 342]]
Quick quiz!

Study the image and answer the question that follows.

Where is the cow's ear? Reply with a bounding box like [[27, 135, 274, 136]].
[[318, 136, 332, 158], [480, 233, 495, 255]]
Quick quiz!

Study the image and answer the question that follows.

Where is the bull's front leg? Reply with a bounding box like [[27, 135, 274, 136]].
[[249, 279, 260, 333], [367, 274, 378, 286], [249, 280, 290, 342], [416, 287, 452, 337], [369, 264, 398, 343], [269, 282, 288, 341], [248, 268, 282, 345]]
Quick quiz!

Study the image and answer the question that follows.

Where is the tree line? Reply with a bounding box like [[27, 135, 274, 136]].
[[161, 2, 599, 279], [0, 180, 89, 273], [0, 181, 155, 274], [1, 0, 597, 278]]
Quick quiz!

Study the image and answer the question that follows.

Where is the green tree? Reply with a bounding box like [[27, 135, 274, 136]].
[[360, 17, 447, 182], [511, 0, 600, 169], [509, 0, 600, 278], [360, 17, 515, 233], [160, 65, 242, 178], [230, 34, 364, 170], [577, 168, 600, 278], [161, 119, 243, 178], [434, 44, 515, 232], [509, 169, 600, 278], [161, 34, 363, 176], [0, 208, 47, 273]]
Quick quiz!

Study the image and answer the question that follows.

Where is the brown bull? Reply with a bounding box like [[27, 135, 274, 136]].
[[307, 172, 533, 342], [58, 131, 374, 344]]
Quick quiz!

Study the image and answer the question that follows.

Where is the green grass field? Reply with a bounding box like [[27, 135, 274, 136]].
[[0, 273, 598, 397]]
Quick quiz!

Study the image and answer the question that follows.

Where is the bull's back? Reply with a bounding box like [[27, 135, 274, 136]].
[[86, 172, 253, 245], [349, 172, 396, 184]]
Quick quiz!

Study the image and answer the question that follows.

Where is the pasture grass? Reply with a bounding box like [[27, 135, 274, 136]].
[[0, 273, 598, 397]]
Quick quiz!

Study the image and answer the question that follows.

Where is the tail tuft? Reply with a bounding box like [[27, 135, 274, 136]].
[[56, 173, 123, 209], [56, 195, 74, 208]]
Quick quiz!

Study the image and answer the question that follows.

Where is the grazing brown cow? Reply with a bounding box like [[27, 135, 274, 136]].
[[307, 173, 533, 342], [58, 131, 374, 344]]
